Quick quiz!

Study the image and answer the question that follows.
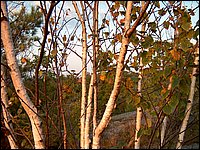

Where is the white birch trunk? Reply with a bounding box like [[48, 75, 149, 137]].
[[72, 1, 87, 148], [85, 75, 94, 149], [92, 1, 133, 148], [93, 0, 99, 138], [176, 46, 199, 149], [1, 1, 45, 148], [1, 56, 18, 149], [160, 116, 168, 147], [161, 14, 180, 147], [134, 2, 145, 148]]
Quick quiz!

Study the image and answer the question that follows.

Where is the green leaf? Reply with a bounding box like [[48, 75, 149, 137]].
[[155, 1, 160, 8], [169, 95, 179, 111], [181, 22, 191, 31], [163, 67, 171, 78], [158, 9, 166, 16], [163, 21, 170, 29], [179, 79, 190, 95], [163, 104, 173, 115], [148, 22, 157, 32], [141, 51, 148, 58], [187, 29, 195, 39], [162, 90, 170, 100], [180, 38, 192, 51], [172, 75, 180, 89], [142, 36, 153, 48], [173, 9, 179, 16], [131, 35, 139, 46], [145, 35, 154, 44], [143, 128, 152, 135], [134, 95, 140, 106]]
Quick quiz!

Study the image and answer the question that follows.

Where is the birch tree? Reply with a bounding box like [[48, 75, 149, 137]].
[[160, 8, 180, 146], [1, 1, 45, 148], [92, 1, 150, 148], [72, 1, 88, 148], [176, 45, 199, 149], [134, 1, 145, 149], [1, 55, 18, 149]]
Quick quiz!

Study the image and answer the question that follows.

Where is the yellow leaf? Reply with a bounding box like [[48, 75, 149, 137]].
[[51, 49, 58, 57], [147, 118, 152, 128], [100, 75, 106, 81], [48, 38, 51, 43], [105, 20, 109, 26], [170, 49, 180, 60], [63, 35, 67, 42], [115, 34, 122, 42], [39, 70, 43, 77], [114, 54, 119, 61], [161, 88, 167, 94], [21, 57, 27, 63], [133, 95, 140, 106]]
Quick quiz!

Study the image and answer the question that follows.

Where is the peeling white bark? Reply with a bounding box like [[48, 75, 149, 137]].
[[1, 1, 45, 148], [92, 1, 133, 149], [134, 2, 145, 149], [72, 1, 88, 148], [1, 56, 18, 149], [85, 75, 94, 149], [176, 46, 199, 149]]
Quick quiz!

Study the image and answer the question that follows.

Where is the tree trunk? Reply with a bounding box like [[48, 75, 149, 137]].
[[85, 75, 94, 148], [1, 55, 18, 149], [134, 2, 145, 149], [92, 0, 99, 138], [92, 2, 133, 148], [72, 1, 88, 148], [1, 1, 45, 148], [176, 45, 199, 149]]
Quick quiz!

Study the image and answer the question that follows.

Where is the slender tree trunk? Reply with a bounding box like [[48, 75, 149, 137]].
[[134, 2, 145, 149], [160, 12, 180, 147], [160, 75, 172, 147], [92, 0, 99, 137], [1, 55, 18, 149], [85, 75, 94, 148], [1, 1, 45, 148], [72, 1, 88, 148], [176, 45, 199, 149], [92, 2, 133, 148], [160, 115, 168, 147]]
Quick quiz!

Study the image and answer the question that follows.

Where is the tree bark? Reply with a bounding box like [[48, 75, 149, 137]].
[[1, 1, 45, 148], [92, 1, 133, 148], [176, 45, 199, 149], [92, 0, 99, 138], [1, 55, 18, 149], [134, 2, 146, 149], [85, 75, 94, 148], [72, 1, 88, 148]]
